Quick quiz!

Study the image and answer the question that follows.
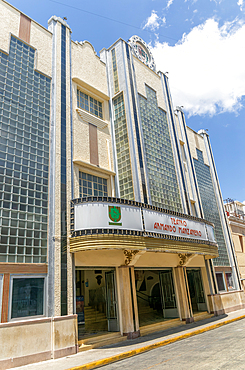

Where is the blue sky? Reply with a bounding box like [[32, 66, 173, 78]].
[[7, 0, 245, 202]]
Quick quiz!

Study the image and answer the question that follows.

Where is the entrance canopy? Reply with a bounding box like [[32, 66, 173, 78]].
[[70, 198, 218, 259]]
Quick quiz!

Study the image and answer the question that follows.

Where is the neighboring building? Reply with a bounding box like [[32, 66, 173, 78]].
[[224, 200, 245, 291], [0, 0, 244, 367]]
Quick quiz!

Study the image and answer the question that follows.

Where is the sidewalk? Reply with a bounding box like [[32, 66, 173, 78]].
[[14, 309, 245, 370]]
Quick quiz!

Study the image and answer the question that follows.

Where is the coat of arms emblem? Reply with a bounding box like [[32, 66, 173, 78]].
[[108, 206, 122, 226]]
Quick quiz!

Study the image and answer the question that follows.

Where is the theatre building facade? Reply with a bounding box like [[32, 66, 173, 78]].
[[0, 0, 244, 366]]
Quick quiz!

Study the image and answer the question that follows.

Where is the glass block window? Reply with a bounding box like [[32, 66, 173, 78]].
[[0, 36, 50, 263], [138, 86, 182, 212], [77, 90, 102, 119], [194, 149, 229, 266], [79, 172, 108, 197], [111, 48, 119, 94], [113, 94, 134, 200], [11, 277, 45, 319]]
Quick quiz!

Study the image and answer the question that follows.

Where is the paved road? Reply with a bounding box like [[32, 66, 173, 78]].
[[98, 318, 245, 370]]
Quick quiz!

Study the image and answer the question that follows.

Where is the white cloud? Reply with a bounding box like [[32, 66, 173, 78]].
[[166, 0, 174, 9], [237, 0, 244, 10], [150, 18, 245, 116], [143, 11, 166, 31]]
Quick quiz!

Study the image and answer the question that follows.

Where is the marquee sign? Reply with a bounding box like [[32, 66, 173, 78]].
[[73, 202, 216, 244], [74, 202, 143, 232], [143, 209, 207, 241]]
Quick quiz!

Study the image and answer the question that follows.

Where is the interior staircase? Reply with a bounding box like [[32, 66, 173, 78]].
[[83, 306, 108, 332], [137, 302, 164, 327]]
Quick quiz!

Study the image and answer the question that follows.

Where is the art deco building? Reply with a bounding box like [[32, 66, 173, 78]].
[[0, 0, 244, 367]]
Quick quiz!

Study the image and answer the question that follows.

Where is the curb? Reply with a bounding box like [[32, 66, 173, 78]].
[[68, 314, 245, 370]]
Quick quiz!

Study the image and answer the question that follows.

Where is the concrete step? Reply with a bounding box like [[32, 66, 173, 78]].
[[78, 344, 93, 352], [79, 332, 127, 349], [193, 311, 213, 322], [140, 318, 183, 336]]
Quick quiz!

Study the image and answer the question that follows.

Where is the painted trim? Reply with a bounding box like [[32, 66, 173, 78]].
[[0, 263, 47, 274], [0, 274, 4, 322], [69, 234, 218, 258], [19, 13, 31, 44], [1, 274, 10, 323]]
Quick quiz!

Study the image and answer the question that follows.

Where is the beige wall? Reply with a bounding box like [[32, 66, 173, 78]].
[[209, 290, 245, 315], [75, 250, 207, 269], [72, 41, 108, 95], [0, 315, 77, 368], [228, 217, 245, 289], [0, 0, 52, 77], [71, 40, 115, 199], [0, 1, 19, 54], [133, 57, 167, 111], [186, 127, 209, 165], [30, 22, 52, 77]]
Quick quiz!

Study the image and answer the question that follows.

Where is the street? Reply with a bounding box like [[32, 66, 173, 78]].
[[98, 318, 245, 370]]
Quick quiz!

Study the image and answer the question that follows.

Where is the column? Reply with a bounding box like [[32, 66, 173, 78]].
[[174, 266, 194, 323], [117, 266, 138, 338]]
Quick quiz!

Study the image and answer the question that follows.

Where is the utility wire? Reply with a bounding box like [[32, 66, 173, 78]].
[[49, 0, 178, 42]]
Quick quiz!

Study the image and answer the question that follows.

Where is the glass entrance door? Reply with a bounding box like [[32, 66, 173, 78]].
[[76, 268, 118, 338], [135, 269, 178, 327], [186, 269, 207, 312], [159, 270, 178, 318], [105, 271, 118, 332]]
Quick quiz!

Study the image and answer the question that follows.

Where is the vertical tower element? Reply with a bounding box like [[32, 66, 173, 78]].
[[48, 16, 72, 317], [125, 43, 149, 204], [160, 73, 191, 215], [101, 40, 143, 202], [60, 23, 67, 316], [198, 130, 241, 290], [175, 107, 204, 218]]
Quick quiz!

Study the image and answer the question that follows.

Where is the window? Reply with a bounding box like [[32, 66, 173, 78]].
[[79, 172, 108, 197], [239, 235, 244, 253], [77, 90, 103, 119], [191, 201, 196, 217], [225, 272, 235, 291], [216, 272, 225, 291], [10, 276, 45, 319], [216, 271, 235, 292]]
